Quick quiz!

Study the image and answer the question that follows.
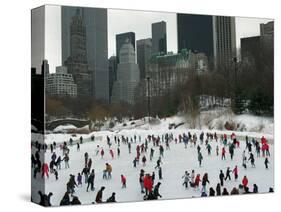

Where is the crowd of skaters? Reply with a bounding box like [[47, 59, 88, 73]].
[[31, 131, 273, 206]]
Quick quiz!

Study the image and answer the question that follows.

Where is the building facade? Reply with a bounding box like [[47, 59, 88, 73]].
[[46, 66, 77, 97], [152, 21, 167, 55], [108, 56, 118, 102], [112, 40, 140, 105], [137, 38, 152, 80], [177, 14, 236, 69], [31, 62, 46, 132], [64, 8, 92, 97], [41, 59, 50, 78], [61, 6, 109, 101], [241, 21, 274, 67], [260, 21, 274, 37], [147, 49, 208, 97], [213, 16, 236, 68], [116, 32, 136, 63], [241, 36, 261, 65], [177, 14, 214, 60]]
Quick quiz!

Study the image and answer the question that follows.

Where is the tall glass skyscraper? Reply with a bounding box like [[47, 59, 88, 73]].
[[137, 38, 152, 80], [177, 14, 236, 68], [152, 21, 167, 55], [177, 14, 214, 59], [116, 32, 135, 63]]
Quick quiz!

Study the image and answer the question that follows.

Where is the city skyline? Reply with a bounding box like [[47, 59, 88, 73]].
[[39, 6, 272, 73]]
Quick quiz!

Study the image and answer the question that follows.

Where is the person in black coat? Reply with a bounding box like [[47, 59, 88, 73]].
[[87, 169, 95, 192], [95, 186, 105, 203], [60, 192, 70, 206], [106, 192, 116, 203], [224, 167, 232, 181], [71, 196, 81, 205], [158, 166, 163, 180], [33, 160, 41, 179], [38, 191, 53, 207], [31, 154, 36, 168], [202, 173, 210, 193], [153, 182, 162, 199], [216, 183, 221, 196], [54, 169, 58, 180], [264, 157, 269, 169], [253, 184, 258, 193], [35, 151, 40, 161], [145, 191, 156, 200], [55, 156, 62, 170], [50, 144, 53, 153], [219, 170, 224, 186], [151, 172, 155, 184], [77, 143, 80, 151], [209, 187, 215, 196], [248, 153, 255, 167], [222, 188, 229, 195]]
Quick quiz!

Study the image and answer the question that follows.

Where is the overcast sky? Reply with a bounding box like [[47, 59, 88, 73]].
[[42, 6, 272, 73]]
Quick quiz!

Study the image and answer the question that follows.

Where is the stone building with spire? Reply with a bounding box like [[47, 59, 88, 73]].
[[64, 8, 92, 97]]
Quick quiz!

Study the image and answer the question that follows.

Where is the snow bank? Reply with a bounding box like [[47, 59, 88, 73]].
[[53, 124, 77, 133]]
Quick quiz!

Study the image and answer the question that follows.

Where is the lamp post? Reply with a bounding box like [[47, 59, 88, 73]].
[[233, 57, 238, 89], [232, 57, 238, 111], [146, 76, 151, 123]]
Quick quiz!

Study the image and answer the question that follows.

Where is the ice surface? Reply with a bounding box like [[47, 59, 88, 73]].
[[31, 128, 274, 206]]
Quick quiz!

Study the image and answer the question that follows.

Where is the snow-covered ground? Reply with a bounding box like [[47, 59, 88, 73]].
[[31, 129, 274, 206], [53, 124, 77, 133], [40, 112, 273, 146]]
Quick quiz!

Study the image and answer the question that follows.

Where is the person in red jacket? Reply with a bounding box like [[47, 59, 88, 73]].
[[242, 175, 248, 188], [121, 174, 126, 188], [221, 147, 226, 160], [264, 143, 270, 157], [42, 163, 49, 178], [261, 136, 267, 146], [223, 134, 227, 140], [233, 165, 238, 181], [194, 174, 201, 188], [143, 174, 153, 195], [231, 132, 236, 140], [109, 149, 114, 159]]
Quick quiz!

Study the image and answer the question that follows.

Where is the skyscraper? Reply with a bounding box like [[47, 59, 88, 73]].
[[46, 66, 77, 97], [41, 59, 49, 77], [177, 14, 236, 69], [116, 32, 136, 63], [112, 40, 140, 105], [177, 14, 214, 59], [64, 8, 92, 97], [137, 38, 152, 80], [152, 21, 167, 55], [241, 36, 261, 64], [31, 6, 45, 74], [61, 6, 109, 101], [260, 21, 274, 54], [260, 21, 274, 37], [213, 16, 236, 68], [108, 56, 117, 101], [241, 21, 274, 71]]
